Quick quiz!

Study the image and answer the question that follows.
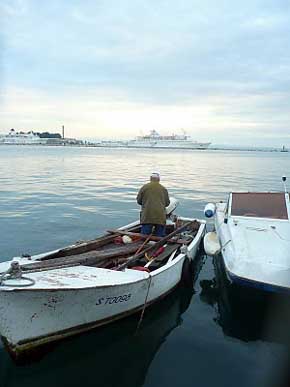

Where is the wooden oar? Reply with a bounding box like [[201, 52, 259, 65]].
[[134, 233, 153, 255], [116, 221, 196, 271]]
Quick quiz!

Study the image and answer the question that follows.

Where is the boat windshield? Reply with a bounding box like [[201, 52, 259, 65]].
[[231, 193, 288, 220]]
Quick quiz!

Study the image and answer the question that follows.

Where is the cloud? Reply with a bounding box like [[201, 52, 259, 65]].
[[0, 0, 290, 145], [1, 85, 288, 148]]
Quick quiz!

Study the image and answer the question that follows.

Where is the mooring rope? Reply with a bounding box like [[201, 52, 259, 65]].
[[135, 273, 152, 334]]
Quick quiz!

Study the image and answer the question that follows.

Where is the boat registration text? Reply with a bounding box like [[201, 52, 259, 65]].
[[96, 293, 132, 306]]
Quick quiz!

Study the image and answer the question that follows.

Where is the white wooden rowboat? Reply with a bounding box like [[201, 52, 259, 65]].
[[0, 201, 205, 355]]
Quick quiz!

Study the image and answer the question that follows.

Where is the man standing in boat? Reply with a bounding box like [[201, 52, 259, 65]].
[[137, 172, 170, 237]]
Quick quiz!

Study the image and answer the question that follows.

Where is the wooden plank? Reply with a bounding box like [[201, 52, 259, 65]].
[[26, 221, 198, 272], [142, 244, 180, 268], [154, 244, 180, 262], [106, 229, 192, 245], [22, 242, 145, 271], [39, 224, 141, 261], [39, 234, 117, 261], [117, 220, 198, 270]]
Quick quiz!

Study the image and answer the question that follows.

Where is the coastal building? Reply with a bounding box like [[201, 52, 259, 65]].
[[0, 129, 83, 146], [0, 129, 46, 145]]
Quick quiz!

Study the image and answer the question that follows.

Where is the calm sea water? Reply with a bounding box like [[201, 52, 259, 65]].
[[0, 146, 289, 387]]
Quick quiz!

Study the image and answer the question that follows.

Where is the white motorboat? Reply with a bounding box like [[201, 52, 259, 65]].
[[0, 199, 205, 355], [204, 178, 290, 294]]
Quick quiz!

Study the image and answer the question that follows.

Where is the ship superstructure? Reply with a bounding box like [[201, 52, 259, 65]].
[[0, 129, 44, 145], [127, 130, 210, 149]]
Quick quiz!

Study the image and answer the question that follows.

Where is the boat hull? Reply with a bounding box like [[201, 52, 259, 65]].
[[226, 269, 290, 295], [0, 259, 184, 354], [0, 221, 205, 354], [126, 142, 211, 150], [214, 197, 290, 296]]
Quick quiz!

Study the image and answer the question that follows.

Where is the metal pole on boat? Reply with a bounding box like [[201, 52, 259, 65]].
[[282, 176, 287, 193]]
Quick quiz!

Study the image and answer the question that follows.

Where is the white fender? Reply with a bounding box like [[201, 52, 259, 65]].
[[204, 203, 216, 218], [204, 232, 221, 256]]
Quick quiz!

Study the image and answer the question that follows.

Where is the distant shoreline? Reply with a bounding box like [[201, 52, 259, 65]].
[[0, 143, 288, 153]]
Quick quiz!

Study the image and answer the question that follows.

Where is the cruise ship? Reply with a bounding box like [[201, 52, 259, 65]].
[[127, 130, 211, 150], [0, 129, 44, 145]]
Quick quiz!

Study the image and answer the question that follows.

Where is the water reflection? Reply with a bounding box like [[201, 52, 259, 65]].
[[1, 146, 290, 386], [1, 147, 289, 259], [200, 255, 290, 345], [0, 283, 194, 387], [200, 256, 290, 387]]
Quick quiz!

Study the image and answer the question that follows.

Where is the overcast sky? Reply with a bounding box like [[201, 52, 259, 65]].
[[0, 0, 290, 145]]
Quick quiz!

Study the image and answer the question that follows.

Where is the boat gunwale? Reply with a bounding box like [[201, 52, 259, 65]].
[[28, 217, 205, 261], [0, 219, 205, 293], [0, 247, 189, 293]]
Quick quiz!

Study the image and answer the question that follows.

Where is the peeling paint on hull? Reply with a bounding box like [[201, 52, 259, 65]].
[[0, 260, 184, 354], [3, 284, 179, 357]]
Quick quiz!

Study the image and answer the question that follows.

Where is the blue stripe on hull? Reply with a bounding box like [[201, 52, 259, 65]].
[[227, 270, 290, 295]]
